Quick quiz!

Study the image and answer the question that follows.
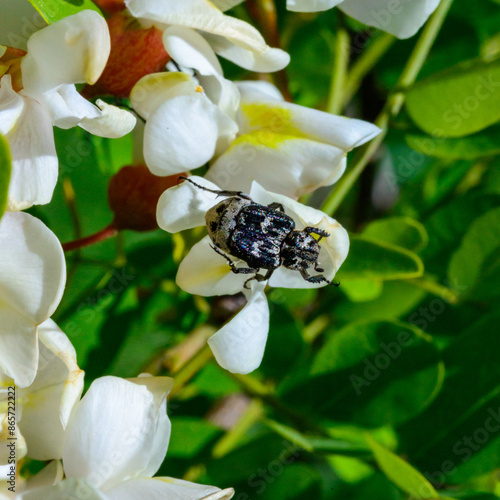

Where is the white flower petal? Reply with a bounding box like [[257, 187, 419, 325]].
[[163, 26, 223, 75], [125, 0, 289, 72], [0, 75, 24, 136], [162, 27, 241, 118], [143, 95, 237, 176], [63, 376, 171, 490], [18, 381, 67, 460], [24, 461, 64, 491], [206, 135, 347, 198], [3, 92, 58, 211], [80, 99, 137, 139], [1, 409, 27, 464], [339, 0, 441, 39], [106, 477, 233, 500], [21, 11, 110, 97], [211, 0, 245, 11], [177, 236, 249, 296], [0, 1, 46, 51], [208, 283, 269, 374], [0, 211, 66, 324], [236, 80, 285, 102], [157, 176, 221, 233], [20, 478, 107, 500], [37, 319, 84, 429], [131, 72, 199, 120], [287, 0, 343, 12], [238, 101, 381, 151], [124, 375, 174, 478], [0, 308, 38, 388], [202, 32, 290, 72]]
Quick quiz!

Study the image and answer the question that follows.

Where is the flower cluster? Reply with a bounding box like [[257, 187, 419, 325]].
[[0, 0, 441, 496]]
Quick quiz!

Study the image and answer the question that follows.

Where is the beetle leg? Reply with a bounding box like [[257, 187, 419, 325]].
[[179, 176, 253, 201], [314, 262, 324, 273], [300, 267, 339, 287], [304, 226, 330, 241], [211, 245, 259, 275], [243, 268, 275, 289], [267, 202, 285, 213]]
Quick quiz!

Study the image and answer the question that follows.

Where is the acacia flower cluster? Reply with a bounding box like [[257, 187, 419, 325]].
[[0, 0, 443, 496]]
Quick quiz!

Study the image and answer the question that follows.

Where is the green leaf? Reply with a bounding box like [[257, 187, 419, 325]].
[[27, 0, 102, 23], [448, 207, 500, 300], [337, 235, 424, 281], [0, 135, 11, 221], [398, 310, 500, 484], [366, 435, 439, 499], [406, 58, 500, 138], [279, 321, 444, 428], [406, 124, 500, 160], [362, 217, 429, 253], [259, 302, 305, 379], [167, 417, 222, 458], [264, 419, 314, 452], [421, 192, 500, 278]]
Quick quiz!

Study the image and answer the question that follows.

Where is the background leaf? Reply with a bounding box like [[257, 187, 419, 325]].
[[0, 135, 11, 221], [27, 0, 102, 23]]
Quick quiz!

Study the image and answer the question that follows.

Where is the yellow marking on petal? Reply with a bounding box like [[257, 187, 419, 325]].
[[196, 85, 204, 93], [241, 103, 308, 140], [228, 130, 306, 150]]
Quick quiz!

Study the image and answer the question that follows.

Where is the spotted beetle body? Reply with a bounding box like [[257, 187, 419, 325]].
[[182, 177, 339, 288]]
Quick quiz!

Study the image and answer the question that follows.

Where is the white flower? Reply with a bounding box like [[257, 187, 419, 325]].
[[0, 320, 84, 465], [286, 0, 441, 39], [0, 212, 66, 388], [130, 27, 239, 178], [124, 0, 289, 72], [131, 29, 380, 199], [206, 80, 381, 197], [0, 10, 136, 211], [157, 177, 350, 373], [20, 376, 234, 500]]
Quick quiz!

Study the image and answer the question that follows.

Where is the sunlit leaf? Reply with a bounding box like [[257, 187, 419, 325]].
[[406, 58, 500, 138], [0, 135, 11, 221], [27, 0, 102, 23], [366, 435, 439, 499]]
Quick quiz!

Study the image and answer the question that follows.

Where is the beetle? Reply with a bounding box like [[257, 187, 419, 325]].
[[180, 176, 340, 288]]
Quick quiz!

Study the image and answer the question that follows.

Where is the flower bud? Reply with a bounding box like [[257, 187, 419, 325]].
[[92, 0, 126, 14], [83, 13, 170, 98], [108, 165, 184, 232]]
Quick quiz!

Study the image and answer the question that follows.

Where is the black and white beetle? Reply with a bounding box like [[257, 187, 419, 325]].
[[180, 177, 340, 289]]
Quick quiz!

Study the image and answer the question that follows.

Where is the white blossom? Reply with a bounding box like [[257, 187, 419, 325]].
[[124, 0, 289, 72], [0, 212, 66, 388], [19, 376, 234, 500], [0, 10, 136, 211], [157, 177, 350, 373], [286, 0, 441, 39], [131, 29, 380, 199]]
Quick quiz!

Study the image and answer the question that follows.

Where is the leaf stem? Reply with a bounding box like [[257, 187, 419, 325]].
[[321, 0, 454, 216], [327, 19, 350, 115], [62, 224, 118, 252], [342, 32, 396, 106]]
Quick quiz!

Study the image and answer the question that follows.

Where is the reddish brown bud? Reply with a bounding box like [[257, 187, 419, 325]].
[[83, 13, 170, 98], [92, 0, 126, 15], [108, 165, 184, 232]]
